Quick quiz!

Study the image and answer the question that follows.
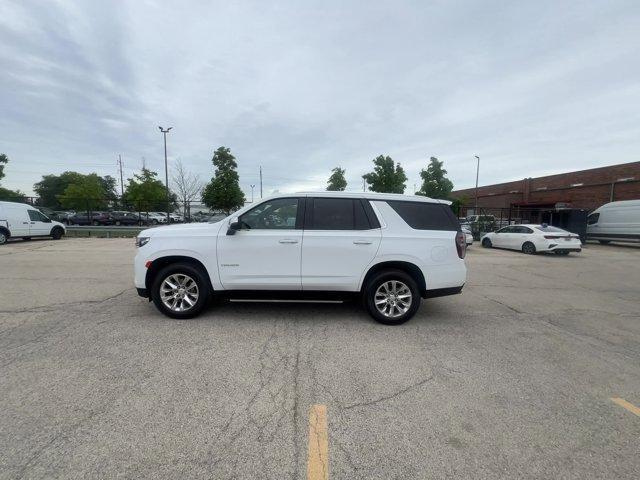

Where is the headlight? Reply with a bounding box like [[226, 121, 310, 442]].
[[135, 236, 150, 247]]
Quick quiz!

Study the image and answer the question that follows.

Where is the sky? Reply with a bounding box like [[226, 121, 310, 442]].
[[1, 0, 639, 198]]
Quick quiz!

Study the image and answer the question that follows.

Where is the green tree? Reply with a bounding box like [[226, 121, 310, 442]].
[[0, 153, 24, 200], [0, 186, 25, 201], [59, 174, 108, 212], [326, 167, 347, 191], [0, 153, 8, 183], [416, 157, 454, 199], [100, 175, 118, 202], [362, 155, 407, 193], [202, 147, 245, 214], [124, 168, 174, 212], [34, 171, 105, 208]]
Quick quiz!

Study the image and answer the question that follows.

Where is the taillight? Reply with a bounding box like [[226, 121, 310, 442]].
[[455, 231, 466, 259], [544, 235, 560, 239]]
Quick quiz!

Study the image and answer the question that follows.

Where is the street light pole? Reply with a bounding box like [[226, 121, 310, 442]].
[[250, 184, 255, 203], [159, 126, 172, 223], [474, 155, 480, 213]]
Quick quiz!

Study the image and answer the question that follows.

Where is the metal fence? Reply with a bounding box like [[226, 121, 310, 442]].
[[453, 204, 589, 240]]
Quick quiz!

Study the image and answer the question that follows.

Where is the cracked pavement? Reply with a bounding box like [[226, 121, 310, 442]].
[[1, 238, 639, 479]]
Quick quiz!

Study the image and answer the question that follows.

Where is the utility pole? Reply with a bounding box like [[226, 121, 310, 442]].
[[159, 126, 173, 223], [117, 155, 124, 198], [259, 166, 263, 198], [362, 177, 366, 192], [474, 155, 480, 213], [250, 184, 255, 203]]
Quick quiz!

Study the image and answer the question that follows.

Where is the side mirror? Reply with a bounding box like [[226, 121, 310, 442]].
[[227, 218, 241, 235]]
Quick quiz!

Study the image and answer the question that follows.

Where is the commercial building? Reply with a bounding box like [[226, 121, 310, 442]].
[[451, 161, 640, 211]]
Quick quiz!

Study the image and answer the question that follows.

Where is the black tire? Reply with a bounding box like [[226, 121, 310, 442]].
[[0, 230, 7, 245], [482, 238, 492, 248], [92, 220, 100, 226], [151, 263, 211, 319], [598, 240, 610, 245], [51, 227, 64, 240], [522, 242, 536, 255], [115, 220, 121, 226], [363, 269, 420, 325], [554, 250, 570, 256]]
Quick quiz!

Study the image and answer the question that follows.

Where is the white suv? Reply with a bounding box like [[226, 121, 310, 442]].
[[134, 192, 467, 325]]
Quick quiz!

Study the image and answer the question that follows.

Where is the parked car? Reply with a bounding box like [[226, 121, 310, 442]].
[[466, 214, 497, 239], [67, 212, 114, 226], [169, 212, 184, 223], [134, 192, 467, 324], [55, 211, 75, 224], [36, 206, 63, 222], [586, 200, 640, 244], [481, 224, 582, 255], [0, 201, 66, 244], [143, 212, 169, 225], [111, 211, 143, 226], [462, 226, 473, 246]]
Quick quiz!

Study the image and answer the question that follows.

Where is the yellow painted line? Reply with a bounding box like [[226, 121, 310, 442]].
[[307, 404, 328, 480], [611, 397, 640, 417]]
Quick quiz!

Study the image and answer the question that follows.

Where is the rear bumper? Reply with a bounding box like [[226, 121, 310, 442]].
[[423, 285, 464, 299], [550, 248, 582, 253]]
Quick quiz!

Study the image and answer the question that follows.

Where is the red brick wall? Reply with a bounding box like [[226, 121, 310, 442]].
[[451, 161, 640, 210]]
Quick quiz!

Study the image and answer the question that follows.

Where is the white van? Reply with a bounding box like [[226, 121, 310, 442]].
[[0, 201, 66, 245], [586, 200, 640, 244]]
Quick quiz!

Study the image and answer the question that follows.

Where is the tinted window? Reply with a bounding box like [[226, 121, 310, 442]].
[[496, 226, 514, 233], [513, 226, 533, 234], [309, 198, 358, 230], [387, 201, 458, 231], [587, 213, 599, 225], [240, 198, 299, 229]]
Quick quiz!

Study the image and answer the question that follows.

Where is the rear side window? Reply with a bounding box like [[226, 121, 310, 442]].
[[307, 198, 375, 230], [587, 213, 599, 225], [386, 201, 458, 231]]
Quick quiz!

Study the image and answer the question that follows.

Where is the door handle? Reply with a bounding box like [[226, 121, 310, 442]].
[[353, 240, 372, 245], [279, 239, 299, 244], [23, 222, 29, 224]]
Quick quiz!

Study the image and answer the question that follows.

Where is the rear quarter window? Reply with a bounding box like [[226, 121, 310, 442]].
[[386, 201, 458, 231]]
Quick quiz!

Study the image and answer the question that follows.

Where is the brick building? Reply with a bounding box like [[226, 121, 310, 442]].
[[451, 161, 640, 211]]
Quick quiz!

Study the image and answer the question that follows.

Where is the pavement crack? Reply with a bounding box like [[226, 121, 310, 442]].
[[343, 373, 435, 410]]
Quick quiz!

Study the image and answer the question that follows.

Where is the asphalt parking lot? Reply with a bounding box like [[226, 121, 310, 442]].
[[1, 238, 639, 479]]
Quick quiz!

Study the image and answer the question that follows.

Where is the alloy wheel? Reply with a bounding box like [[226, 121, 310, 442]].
[[160, 273, 199, 312], [374, 280, 413, 318]]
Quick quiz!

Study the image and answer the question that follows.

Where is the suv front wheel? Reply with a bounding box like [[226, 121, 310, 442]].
[[151, 263, 210, 319], [364, 269, 420, 325]]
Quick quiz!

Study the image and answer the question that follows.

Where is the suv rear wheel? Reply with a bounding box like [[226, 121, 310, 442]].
[[364, 269, 420, 325], [151, 263, 210, 319]]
